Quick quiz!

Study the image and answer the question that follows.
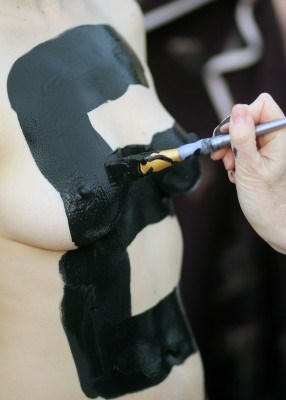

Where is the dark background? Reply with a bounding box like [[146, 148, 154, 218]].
[[140, 1, 286, 399]]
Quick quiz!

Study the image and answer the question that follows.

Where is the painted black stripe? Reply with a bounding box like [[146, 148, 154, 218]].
[[7, 25, 200, 398]]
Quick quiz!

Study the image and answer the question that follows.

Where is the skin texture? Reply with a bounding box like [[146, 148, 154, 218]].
[[0, 1, 205, 399], [212, 93, 286, 254], [7, 24, 200, 397]]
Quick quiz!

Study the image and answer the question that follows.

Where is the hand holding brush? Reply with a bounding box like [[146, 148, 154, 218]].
[[212, 94, 286, 255], [106, 112, 286, 184]]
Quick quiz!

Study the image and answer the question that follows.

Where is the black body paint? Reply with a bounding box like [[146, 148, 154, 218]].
[[106, 124, 199, 184], [7, 25, 200, 398], [8, 25, 148, 247], [193, 148, 202, 156]]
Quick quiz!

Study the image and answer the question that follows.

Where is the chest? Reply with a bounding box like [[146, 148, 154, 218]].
[[0, 24, 193, 250]]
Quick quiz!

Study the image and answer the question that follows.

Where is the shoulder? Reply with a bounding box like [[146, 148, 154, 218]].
[[89, 0, 146, 62]]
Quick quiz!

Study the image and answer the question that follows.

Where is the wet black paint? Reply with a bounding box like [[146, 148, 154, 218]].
[[193, 148, 202, 156], [106, 124, 200, 184], [7, 25, 200, 398], [8, 24, 148, 247]]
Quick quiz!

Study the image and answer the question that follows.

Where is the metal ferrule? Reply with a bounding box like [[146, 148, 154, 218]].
[[201, 134, 231, 154]]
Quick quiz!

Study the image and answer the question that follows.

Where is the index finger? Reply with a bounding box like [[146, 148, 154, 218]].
[[210, 147, 228, 160]]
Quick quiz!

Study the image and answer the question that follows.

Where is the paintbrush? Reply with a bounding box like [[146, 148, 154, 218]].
[[106, 117, 286, 184]]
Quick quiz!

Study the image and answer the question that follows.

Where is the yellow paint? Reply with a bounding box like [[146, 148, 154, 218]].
[[140, 148, 181, 175]]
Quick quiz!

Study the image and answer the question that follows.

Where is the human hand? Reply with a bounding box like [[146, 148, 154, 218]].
[[211, 93, 286, 254]]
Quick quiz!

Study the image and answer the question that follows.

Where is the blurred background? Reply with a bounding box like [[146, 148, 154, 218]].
[[139, 1, 286, 399]]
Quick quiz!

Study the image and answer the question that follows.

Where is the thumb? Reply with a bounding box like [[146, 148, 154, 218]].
[[229, 104, 261, 172]]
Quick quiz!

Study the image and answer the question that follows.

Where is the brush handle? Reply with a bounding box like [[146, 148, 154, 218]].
[[139, 117, 286, 176], [255, 117, 286, 135], [177, 135, 233, 158], [177, 117, 286, 158], [140, 148, 181, 174], [200, 116, 286, 155]]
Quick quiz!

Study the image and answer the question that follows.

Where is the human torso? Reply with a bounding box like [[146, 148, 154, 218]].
[[0, 1, 204, 399]]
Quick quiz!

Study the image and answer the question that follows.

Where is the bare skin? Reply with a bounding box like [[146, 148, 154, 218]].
[[0, 1, 205, 399], [271, 0, 286, 56]]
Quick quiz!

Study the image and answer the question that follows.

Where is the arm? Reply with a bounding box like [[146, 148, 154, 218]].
[[211, 93, 286, 254]]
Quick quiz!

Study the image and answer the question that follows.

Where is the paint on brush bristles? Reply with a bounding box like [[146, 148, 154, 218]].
[[106, 148, 182, 184], [105, 151, 153, 184]]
